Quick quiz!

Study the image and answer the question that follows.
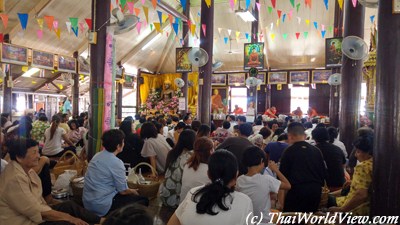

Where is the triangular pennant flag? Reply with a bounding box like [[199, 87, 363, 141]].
[[166, 32, 169, 37], [277, 10, 282, 19], [313, 21, 318, 29], [228, 29, 232, 36], [321, 24, 325, 31], [324, 0, 329, 10], [37, 30, 43, 39], [194, 38, 197, 46], [44, 16, 54, 31], [72, 26, 78, 37], [85, 18, 92, 30], [329, 26, 333, 33], [334, 27, 338, 35], [136, 21, 142, 34], [267, 7, 273, 15], [17, 13, 28, 30], [79, 22, 85, 33], [69, 17, 78, 28], [180, 0, 187, 11], [245, 0, 251, 10], [55, 28, 61, 39], [311, 83, 316, 89], [152, 0, 157, 9], [295, 32, 300, 39], [187, 20, 192, 31], [0, 14, 8, 29], [202, 24, 207, 36], [141, 0, 145, 4], [162, 14, 168, 23], [245, 33, 249, 40], [270, 22, 274, 30], [157, 11, 163, 25], [235, 31, 240, 39], [142, 20, 147, 28], [304, 31, 309, 38], [127, 2, 134, 14], [282, 14, 286, 22], [290, 0, 295, 7], [270, 33, 275, 41], [66, 21, 71, 33], [370, 15, 375, 23], [297, 17, 302, 24], [229, 0, 235, 10], [180, 38, 184, 45], [276, 19, 280, 27], [288, 10, 293, 20], [296, 3, 301, 12], [0, 33, 3, 43], [150, 23, 153, 31], [305, 19, 310, 25], [168, 14, 174, 24], [224, 37, 229, 44], [120, 0, 127, 9], [205, 0, 211, 7], [53, 20, 58, 29], [36, 18, 44, 29], [134, 8, 141, 16], [172, 23, 179, 35], [321, 30, 326, 38], [271, 0, 276, 8], [218, 28, 222, 34], [256, 2, 261, 11], [190, 24, 196, 36], [352, 0, 357, 7], [143, 6, 149, 23], [283, 33, 288, 40], [338, 0, 343, 10]]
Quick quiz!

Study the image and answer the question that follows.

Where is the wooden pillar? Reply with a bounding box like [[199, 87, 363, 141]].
[[117, 82, 123, 119], [136, 68, 142, 113], [181, 0, 190, 115], [338, 1, 364, 155], [371, 0, 400, 216], [88, 0, 110, 160], [27, 94, 33, 109], [198, 0, 214, 125], [329, 0, 343, 128], [72, 51, 79, 116], [249, 0, 259, 117], [2, 34, 12, 120]]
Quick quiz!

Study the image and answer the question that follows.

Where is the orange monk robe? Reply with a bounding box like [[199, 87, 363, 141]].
[[308, 108, 318, 118], [211, 94, 226, 112], [264, 109, 277, 118], [233, 107, 244, 115]]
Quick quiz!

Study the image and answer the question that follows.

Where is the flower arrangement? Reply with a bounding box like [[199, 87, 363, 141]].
[[139, 88, 182, 115]]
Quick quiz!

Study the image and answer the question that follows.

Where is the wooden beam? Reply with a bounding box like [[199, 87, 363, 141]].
[[49, 81, 68, 97], [8, 0, 53, 37], [33, 72, 63, 92], [156, 33, 175, 73]]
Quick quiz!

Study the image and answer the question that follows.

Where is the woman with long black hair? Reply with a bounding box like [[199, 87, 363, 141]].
[[167, 150, 253, 225], [117, 120, 146, 167], [42, 115, 75, 157]]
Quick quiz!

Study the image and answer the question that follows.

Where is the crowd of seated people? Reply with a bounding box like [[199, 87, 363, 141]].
[[0, 109, 375, 225]]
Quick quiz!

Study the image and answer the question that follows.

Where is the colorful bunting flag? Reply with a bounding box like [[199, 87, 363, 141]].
[[304, 31, 309, 39], [66, 21, 72, 33], [338, 0, 343, 10], [271, 0, 276, 8], [172, 23, 179, 35], [79, 22, 85, 33], [224, 37, 229, 44], [0, 14, 8, 29], [311, 83, 316, 89], [313, 21, 318, 29], [270, 33, 275, 41], [152, 0, 157, 9], [205, 0, 211, 8], [150, 23, 153, 31], [55, 28, 61, 39], [245, 0, 250, 10], [235, 31, 240, 39], [276, 19, 280, 27], [321, 24, 325, 31], [297, 17, 302, 24], [321, 30, 326, 38], [120, 0, 127, 9], [288, 10, 293, 20], [218, 28, 222, 34], [295, 32, 300, 39], [228, 29, 232, 36], [324, 0, 329, 10], [37, 30, 43, 39], [143, 6, 149, 23], [181, 0, 187, 11], [85, 18, 92, 30], [134, 8, 141, 16], [17, 13, 28, 30], [191, 24, 196, 36], [296, 3, 301, 12], [229, 0, 235, 10], [157, 11, 163, 25], [72, 26, 78, 37], [69, 17, 79, 28], [141, 0, 145, 4], [352, 0, 357, 7], [127, 2, 134, 14], [282, 33, 288, 40], [256, 2, 261, 12], [0, 33, 3, 43], [44, 16, 54, 31], [282, 14, 286, 22], [168, 14, 174, 24], [290, 0, 295, 7], [202, 24, 207, 36], [268, 6, 273, 14], [137, 21, 142, 34], [370, 15, 375, 23], [277, 84, 282, 90], [277, 10, 282, 19], [36, 18, 44, 29], [305, 19, 310, 25], [53, 20, 58, 29], [162, 14, 168, 23], [245, 33, 249, 40], [329, 26, 333, 33]]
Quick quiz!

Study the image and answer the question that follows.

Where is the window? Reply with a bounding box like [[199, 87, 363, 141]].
[[360, 83, 367, 116], [122, 87, 137, 119], [290, 87, 309, 115], [230, 87, 247, 113]]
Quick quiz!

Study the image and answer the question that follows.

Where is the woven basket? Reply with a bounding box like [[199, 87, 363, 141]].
[[127, 162, 160, 199], [52, 151, 88, 179]]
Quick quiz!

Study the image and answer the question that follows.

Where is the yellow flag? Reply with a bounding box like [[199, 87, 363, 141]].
[[55, 28, 61, 39], [277, 84, 282, 90], [162, 14, 169, 23], [306, 19, 310, 25], [36, 18, 44, 29], [191, 24, 196, 36], [235, 31, 240, 39], [205, 0, 211, 8], [337, 0, 343, 9], [143, 6, 149, 23], [276, 19, 280, 27], [153, 22, 162, 33], [270, 33, 276, 41]]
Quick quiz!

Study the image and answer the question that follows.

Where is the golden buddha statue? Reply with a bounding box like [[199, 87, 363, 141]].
[[189, 89, 198, 114], [159, 80, 174, 102]]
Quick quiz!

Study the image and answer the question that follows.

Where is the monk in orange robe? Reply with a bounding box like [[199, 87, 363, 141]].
[[264, 106, 278, 118], [233, 105, 244, 115]]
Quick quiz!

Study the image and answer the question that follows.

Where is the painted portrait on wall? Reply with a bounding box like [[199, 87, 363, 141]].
[[176, 47, 192, 72], [244, 43, 264, 70], [326, 37, 343, 68]]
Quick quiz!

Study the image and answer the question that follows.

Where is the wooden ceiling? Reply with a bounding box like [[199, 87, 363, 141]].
[[0, 0, 377, 95]]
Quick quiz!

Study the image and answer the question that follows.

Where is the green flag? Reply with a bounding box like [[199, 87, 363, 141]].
[[69, 17, 78, 28], [268, 6, 273, 14]]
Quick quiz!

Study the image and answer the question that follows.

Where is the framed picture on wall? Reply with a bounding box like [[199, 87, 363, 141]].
[[255, 72, 266, 85], [176, 47, 192, 72], [78, 61, 90, 75], [0, 43, 28, 66], [58, 55, 76, 73], [228, 73, 246, 86], [211, 87, 229, 113], [211, 74, 226, 85], [268, 71, 287, 84], [312, 70, 332, 83], [244, 43, 264, 70], [325, 37, 343, 68], [31, 50, 54, 70], [289, 71, 310, 84]]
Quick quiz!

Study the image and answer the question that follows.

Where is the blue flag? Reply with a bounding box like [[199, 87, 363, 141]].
[[370, 15, 375, 23], [157, 11, 163, 25], [282, 14, 286, 22], [324, 0, 329, 10], [72, 26, 79, 37], [224, 37, 229, 44], [245, 0, 251, 10], [180, 0, 187, 11], [314, 21, 318, 29], [321, 30, 326, 38], [172, 23, 179, 35], [17, 13, 28, 30]]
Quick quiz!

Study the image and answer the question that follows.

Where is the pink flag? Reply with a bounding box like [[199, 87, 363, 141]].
[[321, 24, 325, 31], [79, 22, 85, 33], [256, 2, 261, 11], [352, 0, 357, 7], [37, 30, 43, 39], [202, 24, 206, 36], [53, 20, 58, 29], [137, 21, 142, 34], [141, 0, 145, 4], [229, 0, 235, 10], [288, 10, 293, 20], [127, 2, 134, 14]]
